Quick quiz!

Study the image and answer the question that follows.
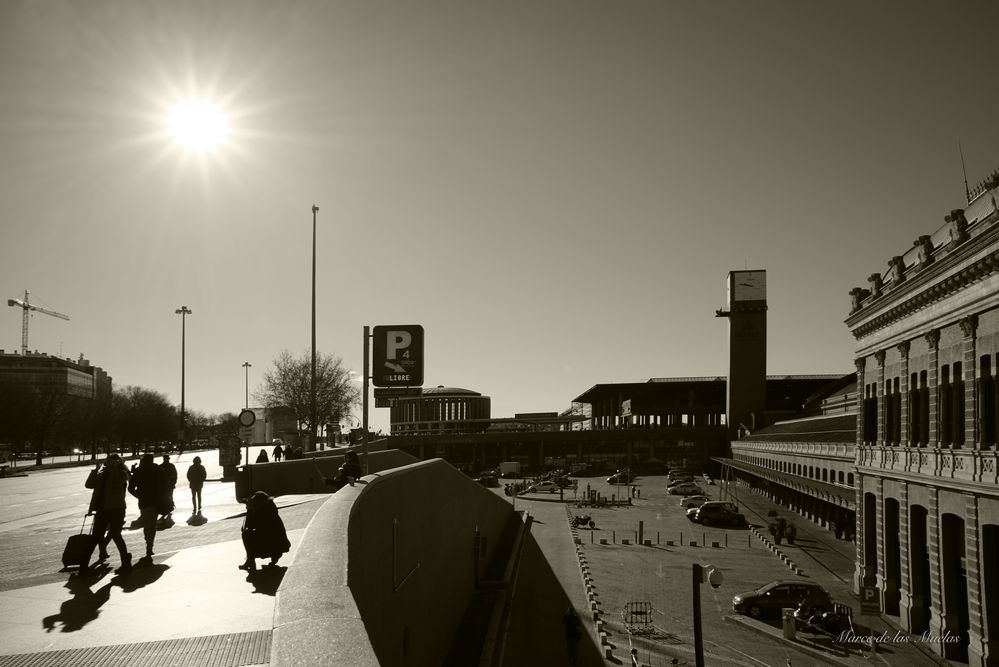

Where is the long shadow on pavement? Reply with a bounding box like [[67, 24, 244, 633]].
[[503, 529, 609, 666], [41, 563, 170, 632]]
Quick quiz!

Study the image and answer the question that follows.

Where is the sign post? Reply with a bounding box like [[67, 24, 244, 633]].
[[238, 409, 256, 466]]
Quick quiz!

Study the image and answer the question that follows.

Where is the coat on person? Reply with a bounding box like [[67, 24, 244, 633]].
[[239, 491, 290, 570], [129, 455, 166, 511], [186, 458, 207, 490]]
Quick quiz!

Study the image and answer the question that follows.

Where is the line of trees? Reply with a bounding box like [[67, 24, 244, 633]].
[[0, 349, 361, 464]]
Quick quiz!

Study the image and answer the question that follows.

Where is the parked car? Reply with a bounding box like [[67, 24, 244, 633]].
[[667, 482, 703, 496], [688, 504, 747, 526], [679, 494, 710, 509], [607, 468, 635, 484], [667, 472, 694, 484], [732, 581, 833, 619], [527, 481, 559, 494], [475, 474, 499, 488], [607, 473, 636, 484], [698, 500, 741, 514]]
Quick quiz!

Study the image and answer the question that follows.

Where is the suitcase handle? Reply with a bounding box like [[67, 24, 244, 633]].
[[79, 513, 95, 535]]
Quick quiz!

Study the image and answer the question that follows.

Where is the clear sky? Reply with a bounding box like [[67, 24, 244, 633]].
[[2, 1, 998, 434]]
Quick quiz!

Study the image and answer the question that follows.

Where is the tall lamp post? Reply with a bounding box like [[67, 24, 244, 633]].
[[175, 306, 192, 445], [242, 361, 251, 409], [310, 204, 318, 451]]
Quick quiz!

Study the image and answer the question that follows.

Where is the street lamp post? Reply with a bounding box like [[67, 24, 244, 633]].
[[175, 306, 192, 445], [310, 204, 318, 451], [242, 361, 251, 409]]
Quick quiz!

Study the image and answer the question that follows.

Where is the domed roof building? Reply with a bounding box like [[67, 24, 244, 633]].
[[389, 385, 491, 435]]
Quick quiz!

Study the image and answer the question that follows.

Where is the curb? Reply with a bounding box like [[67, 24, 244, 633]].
[[566, 506, 616, 662]]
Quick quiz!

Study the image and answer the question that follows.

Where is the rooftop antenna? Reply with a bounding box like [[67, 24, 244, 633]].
[[959, 140, 971, 204]]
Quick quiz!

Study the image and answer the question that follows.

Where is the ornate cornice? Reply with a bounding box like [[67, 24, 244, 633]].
[[897, 341, 911, 359], [874, 350, 886, 366], [847, 249, 999, 339]]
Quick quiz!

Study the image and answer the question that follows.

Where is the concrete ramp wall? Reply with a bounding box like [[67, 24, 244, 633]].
[[270, 458, 514, 667], [237, 448, 418, 498]]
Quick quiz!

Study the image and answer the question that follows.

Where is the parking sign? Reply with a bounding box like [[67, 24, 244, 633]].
[[860, 585, 880, 614], [372, 325, 424, 387]]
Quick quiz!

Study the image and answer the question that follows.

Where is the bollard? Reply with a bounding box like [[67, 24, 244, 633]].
[[639, 520, 644, 545], [657, 531, 660, 545], [613, 530, 616, 544], [725, 534, 728, 548]]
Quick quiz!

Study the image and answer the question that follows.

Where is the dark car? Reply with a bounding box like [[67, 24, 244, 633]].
[[688, 504, 746, 527], [607, 472, 636, 484], [732, 581, 833, 619], [476, 474, 499, 488]]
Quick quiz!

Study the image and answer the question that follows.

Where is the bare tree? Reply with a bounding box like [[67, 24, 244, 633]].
[[112, 386, 177, 452], [255, 349, 360, 441]]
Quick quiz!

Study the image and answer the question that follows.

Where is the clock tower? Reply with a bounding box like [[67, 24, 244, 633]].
[[716, 270, 767, 439]]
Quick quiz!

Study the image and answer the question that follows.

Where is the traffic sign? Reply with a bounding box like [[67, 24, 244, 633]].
[[238, 409, 256, 427], [372, 325, 424, 387]]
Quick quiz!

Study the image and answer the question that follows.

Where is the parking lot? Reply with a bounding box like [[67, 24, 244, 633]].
[[512, 473, 947, 666]]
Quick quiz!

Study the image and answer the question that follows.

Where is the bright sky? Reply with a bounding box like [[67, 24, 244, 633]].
[[2, 1, 998, 434]]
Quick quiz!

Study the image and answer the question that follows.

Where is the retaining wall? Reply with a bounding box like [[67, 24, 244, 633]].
[[271, 458, 514, 667]]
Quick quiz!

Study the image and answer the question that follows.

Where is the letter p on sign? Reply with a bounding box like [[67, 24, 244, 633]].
[[387, 331, 412, 360], [372, 325, 424, 387]]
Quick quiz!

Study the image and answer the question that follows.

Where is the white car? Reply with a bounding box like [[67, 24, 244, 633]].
[[527, 481, 559, 493], [679, 494, 710, 509], [667, 482, 704, 496]]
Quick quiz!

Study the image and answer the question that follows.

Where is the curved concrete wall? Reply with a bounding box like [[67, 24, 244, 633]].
[[271, 458, 513, 667], [238, 448, 418, 498]]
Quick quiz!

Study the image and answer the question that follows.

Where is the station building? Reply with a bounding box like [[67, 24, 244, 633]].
[[846, 173, 999, 665]]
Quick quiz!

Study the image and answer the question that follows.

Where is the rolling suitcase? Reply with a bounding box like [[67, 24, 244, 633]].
[[62, 513, 95, 569]]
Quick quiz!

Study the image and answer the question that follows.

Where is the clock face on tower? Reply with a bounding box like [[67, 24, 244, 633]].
[[731, 270, 766, 303]]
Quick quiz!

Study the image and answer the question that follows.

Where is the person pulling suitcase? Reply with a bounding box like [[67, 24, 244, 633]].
[[79, 453, 132, 575]]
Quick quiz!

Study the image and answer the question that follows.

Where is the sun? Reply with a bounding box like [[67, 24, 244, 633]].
[[168, 99, 228, 151]]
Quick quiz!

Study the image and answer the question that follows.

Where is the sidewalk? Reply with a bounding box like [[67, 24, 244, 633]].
[[0, 494, 328, 667]]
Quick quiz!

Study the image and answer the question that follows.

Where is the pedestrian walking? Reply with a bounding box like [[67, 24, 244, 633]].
[[187, 456, 207, 514], [272, 443, 284, 462], [159, 454, 177, 523], [561, 606, 583, 665], [128, 454, 165, 562], [238, 491, 291, 571], [80, 453, 132, 575]]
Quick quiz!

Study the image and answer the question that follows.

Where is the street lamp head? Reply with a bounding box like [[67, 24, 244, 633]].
[[312, 204, 319, 214], [175, 306, 192, 315]]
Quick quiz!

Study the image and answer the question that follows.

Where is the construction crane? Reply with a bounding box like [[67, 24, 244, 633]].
[[6, 290, 70, 355]]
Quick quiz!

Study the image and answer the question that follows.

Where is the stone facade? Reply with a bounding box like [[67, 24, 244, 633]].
[[846, 179, 999, 666]]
